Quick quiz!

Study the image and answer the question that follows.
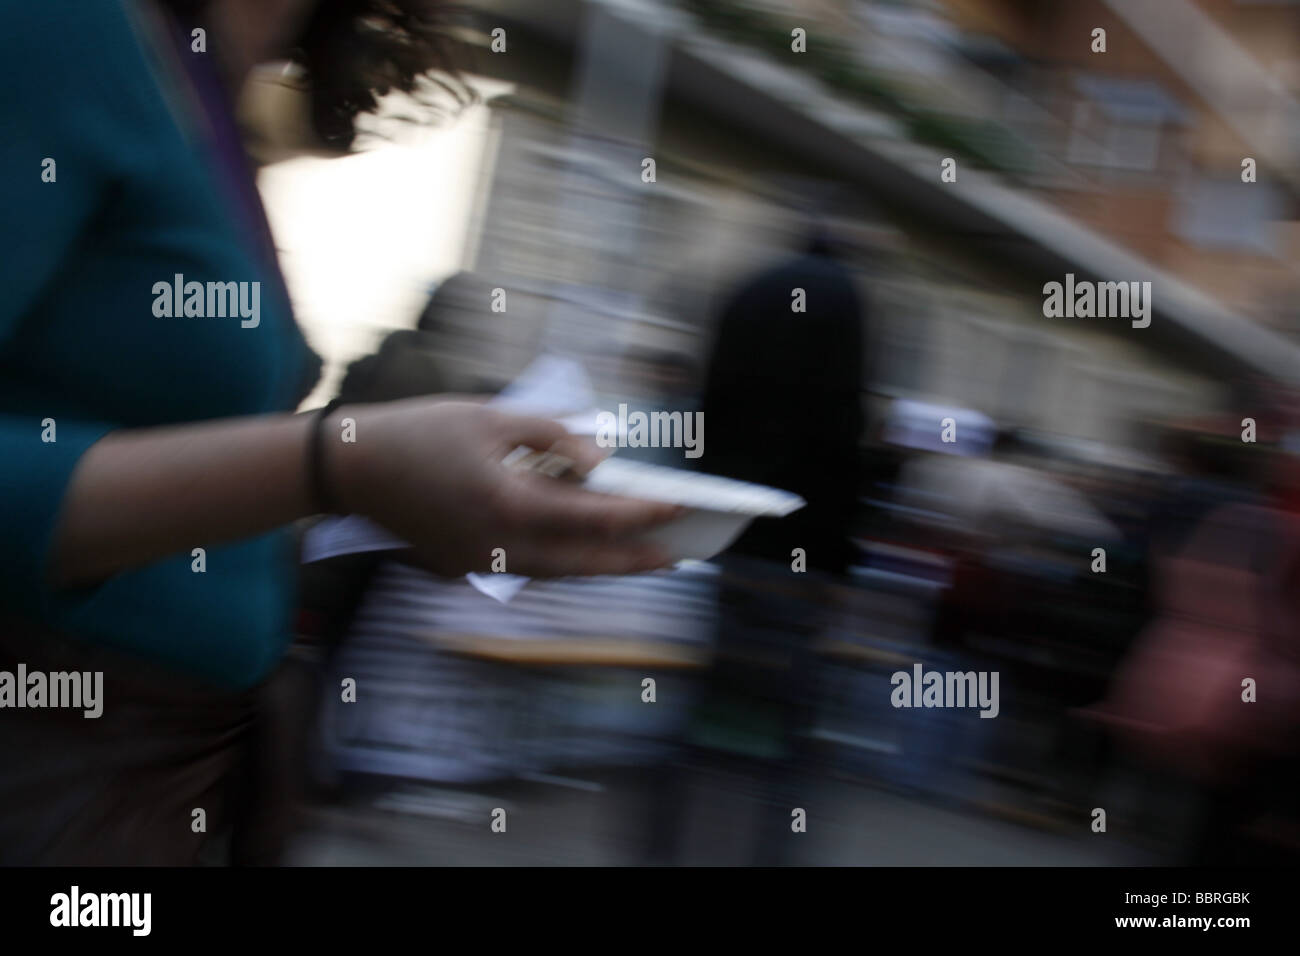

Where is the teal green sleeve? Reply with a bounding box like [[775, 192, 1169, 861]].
[[0, 1, 160, 608], [0, 418, 113, 609]]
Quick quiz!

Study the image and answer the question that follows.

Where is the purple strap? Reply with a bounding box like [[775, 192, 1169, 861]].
[[165, 17, 294, 321]]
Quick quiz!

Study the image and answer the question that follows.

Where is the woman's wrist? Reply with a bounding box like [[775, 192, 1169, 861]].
[[316, 402, 372, 517], [307, 399, 344, 514]]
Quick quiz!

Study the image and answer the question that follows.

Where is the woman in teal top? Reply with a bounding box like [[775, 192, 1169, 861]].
[[2, 0, 319, 690], [0, 0, 677, 864]]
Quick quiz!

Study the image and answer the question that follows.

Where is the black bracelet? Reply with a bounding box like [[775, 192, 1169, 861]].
[[308, 398, 344, 515]]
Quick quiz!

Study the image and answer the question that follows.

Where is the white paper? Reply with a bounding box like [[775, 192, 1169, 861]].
[[302, 514, 409, 563], [468, 355, 602, 602], [465, 571, 531, 603]]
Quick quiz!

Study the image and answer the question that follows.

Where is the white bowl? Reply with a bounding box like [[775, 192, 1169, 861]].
[[581, 457, 805, 562]]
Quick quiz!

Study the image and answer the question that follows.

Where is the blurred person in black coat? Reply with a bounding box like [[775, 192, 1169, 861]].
[[699, 227, 864, 574], [643, 226, 866, 864]]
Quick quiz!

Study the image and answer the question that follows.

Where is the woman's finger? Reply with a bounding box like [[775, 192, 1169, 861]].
[[544, 433, 608, 477], [496, 470, 682, 539], [493, 412, 571, 458]]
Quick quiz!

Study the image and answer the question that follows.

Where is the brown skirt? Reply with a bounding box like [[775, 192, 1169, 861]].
[[0, 616, 306, 865]]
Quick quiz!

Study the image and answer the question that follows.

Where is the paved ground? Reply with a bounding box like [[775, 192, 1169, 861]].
[[286, 766, 1159, 866]]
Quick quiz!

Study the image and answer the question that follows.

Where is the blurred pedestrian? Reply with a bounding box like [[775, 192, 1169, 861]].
[[643, 224, 865, 864]]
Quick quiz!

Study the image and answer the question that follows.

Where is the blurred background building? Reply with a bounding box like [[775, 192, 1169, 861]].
[[246, 0, 1300, 443]]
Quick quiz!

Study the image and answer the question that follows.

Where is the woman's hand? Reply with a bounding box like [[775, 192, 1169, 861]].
[[327, 398, 680, 577]]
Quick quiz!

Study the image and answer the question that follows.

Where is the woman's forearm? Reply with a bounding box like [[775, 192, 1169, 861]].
[[46, 398, 682, 589], [50, 412, 324, 587]]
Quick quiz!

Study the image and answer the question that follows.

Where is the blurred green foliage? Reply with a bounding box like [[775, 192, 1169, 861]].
[[683, 0, 1034, 176]]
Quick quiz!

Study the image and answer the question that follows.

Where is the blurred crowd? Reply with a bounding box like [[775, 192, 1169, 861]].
[[286, 234, 1300, 866]]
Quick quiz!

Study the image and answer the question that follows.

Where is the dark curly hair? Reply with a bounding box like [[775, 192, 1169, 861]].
[[157, 0, 475, 150]]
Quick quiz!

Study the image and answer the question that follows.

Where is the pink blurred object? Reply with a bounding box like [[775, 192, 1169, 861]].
[[1081, 503, 1300, 782]]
